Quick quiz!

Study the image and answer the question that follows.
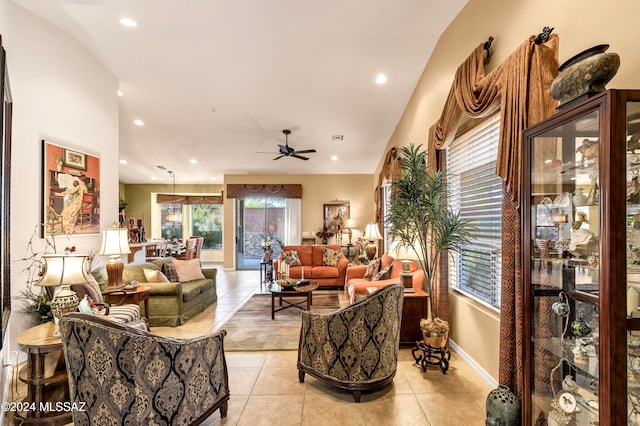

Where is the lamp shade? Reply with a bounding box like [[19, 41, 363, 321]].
[[390, 240, 420, 260], [98, 228, 131, 256], [37, 254, 91, 287], [344, 218, 357, 230], [363, 223, 382, 241], [165, 211, 182, 222]]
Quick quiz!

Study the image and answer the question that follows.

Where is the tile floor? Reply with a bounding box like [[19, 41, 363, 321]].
[[8, 265, 493, 425], [154, 265, 493, 425]]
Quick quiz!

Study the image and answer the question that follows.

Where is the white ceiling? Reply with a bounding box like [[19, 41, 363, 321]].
[[14, 0, 467, 184]]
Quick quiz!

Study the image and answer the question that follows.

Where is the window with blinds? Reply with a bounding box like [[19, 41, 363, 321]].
[[446, 114, 502, 310]]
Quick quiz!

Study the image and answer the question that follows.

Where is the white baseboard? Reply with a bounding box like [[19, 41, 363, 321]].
[[449, 339, 498, 389]]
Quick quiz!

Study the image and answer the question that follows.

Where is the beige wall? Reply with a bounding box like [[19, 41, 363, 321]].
[[223, 174, 374, 269], [375, 0, 640, 381]]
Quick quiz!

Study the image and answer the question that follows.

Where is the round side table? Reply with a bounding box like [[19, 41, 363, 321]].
[[14, 322, 72, 425]]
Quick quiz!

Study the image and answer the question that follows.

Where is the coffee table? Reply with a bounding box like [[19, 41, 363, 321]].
[[268, 281, 319, 319]]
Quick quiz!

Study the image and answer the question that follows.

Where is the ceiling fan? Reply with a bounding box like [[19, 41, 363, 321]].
[[256, 129, 317, 161]]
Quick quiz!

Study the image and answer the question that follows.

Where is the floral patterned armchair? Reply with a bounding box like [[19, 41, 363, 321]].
[[59, 313, 229, 425], [297, 284, 404, 402]]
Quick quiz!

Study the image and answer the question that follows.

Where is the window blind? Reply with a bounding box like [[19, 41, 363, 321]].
[[446, 114, 502, 309]]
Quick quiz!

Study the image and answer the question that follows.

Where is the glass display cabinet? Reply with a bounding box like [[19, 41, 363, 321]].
[[522, 90, 640, 425]]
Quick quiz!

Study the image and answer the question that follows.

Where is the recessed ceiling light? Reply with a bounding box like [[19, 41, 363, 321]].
[[133, 119, 144, 126], [119, 18, 137, 27], [151, 176, 157, 181], [376, 73, 387, 84], [190, 159, 198, 164], [119, 159, 127, 164], [117, 90, 123, 97], [210, 177, 217, 181], [331, 155, 339, 161]]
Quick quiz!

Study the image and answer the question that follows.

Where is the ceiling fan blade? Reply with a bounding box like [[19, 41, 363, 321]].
[[293, 149, 316, 154], [291, 154, 310, 161], [273, 155, 285, 160]]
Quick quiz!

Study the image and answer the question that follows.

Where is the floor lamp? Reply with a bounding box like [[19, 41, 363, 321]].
[[363, 222, 382, 261], [37, 254, 91, 336], [99, 228, 131, 290]]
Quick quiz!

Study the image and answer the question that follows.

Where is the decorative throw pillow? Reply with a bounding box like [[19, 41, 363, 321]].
[[143, 268, 170, 283], [82, 277, 104, 302], [78, 295, 96, 315], [162, 262, 180, 283], [172, 259, 205, 282], [323, 248, 342, 267], [363, 258, 381, 279], [282, 249, 302, 266], [371, 265, 392, 281]]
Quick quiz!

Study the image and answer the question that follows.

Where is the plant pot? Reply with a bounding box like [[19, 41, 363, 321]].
[[420, 317, 449, 349]]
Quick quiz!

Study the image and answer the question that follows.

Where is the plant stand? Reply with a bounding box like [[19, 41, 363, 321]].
[[411, 340, 451, 374]]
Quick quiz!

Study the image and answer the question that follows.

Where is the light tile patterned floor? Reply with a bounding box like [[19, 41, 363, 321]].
[[7, 265, 493, 425]]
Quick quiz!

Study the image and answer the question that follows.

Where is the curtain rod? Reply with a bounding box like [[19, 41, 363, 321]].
[[535, 26, 554, 44]]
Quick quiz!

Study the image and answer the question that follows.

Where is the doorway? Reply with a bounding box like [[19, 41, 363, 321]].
[[235, 197, 285, 269]]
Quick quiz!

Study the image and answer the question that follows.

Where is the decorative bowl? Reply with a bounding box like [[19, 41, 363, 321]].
[[279, 279, 297, 288]]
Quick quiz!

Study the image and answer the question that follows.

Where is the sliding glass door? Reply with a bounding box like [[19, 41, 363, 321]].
[[235, 197, 285, 269]]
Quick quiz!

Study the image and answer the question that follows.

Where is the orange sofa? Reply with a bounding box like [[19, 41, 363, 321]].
[[274, 245, 348, 288], [346, 253, 426, 303]]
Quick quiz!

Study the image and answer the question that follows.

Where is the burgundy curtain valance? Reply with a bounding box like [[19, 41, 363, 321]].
[[225, 184, 302, 199], [156, 194, 223, 205]]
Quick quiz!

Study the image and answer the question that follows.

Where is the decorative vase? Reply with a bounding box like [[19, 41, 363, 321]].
[[552, 300, 570, 317], [420, 317, 449, 349], [571, 318, 592, 337], [550, 44, 620, 109], [572, 188, 588, 206], [486, 385, 520, 426], [321, 238, 328, 245]]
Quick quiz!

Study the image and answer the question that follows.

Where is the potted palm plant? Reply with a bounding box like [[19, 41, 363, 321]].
[[386, 143, 473, 348]]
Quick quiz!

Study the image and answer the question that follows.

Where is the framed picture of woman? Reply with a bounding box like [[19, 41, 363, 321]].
[[42, 140, 100, 236]]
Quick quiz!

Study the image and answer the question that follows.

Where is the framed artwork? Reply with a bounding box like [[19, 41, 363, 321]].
[[62, 148, 87, 170], [324, 202, 350, 232], [42, 140, 100, 236], [0, 35, 12, 349]]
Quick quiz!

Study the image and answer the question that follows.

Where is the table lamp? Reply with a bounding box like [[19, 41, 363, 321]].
[[37, 254, 91, 335], [391, 241, 419, 289], [363, 222, 382, 261], [343, 218, 357, 245], [99, 227, 131, 290]]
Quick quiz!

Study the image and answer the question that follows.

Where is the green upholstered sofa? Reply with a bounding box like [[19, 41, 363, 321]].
[[122, 257, 217, 327]]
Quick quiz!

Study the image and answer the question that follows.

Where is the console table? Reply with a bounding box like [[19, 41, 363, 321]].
[[14, 322, 71, 425]]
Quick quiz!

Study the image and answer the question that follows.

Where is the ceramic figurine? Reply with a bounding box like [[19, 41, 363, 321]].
[[571, 318, 592, 337]]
